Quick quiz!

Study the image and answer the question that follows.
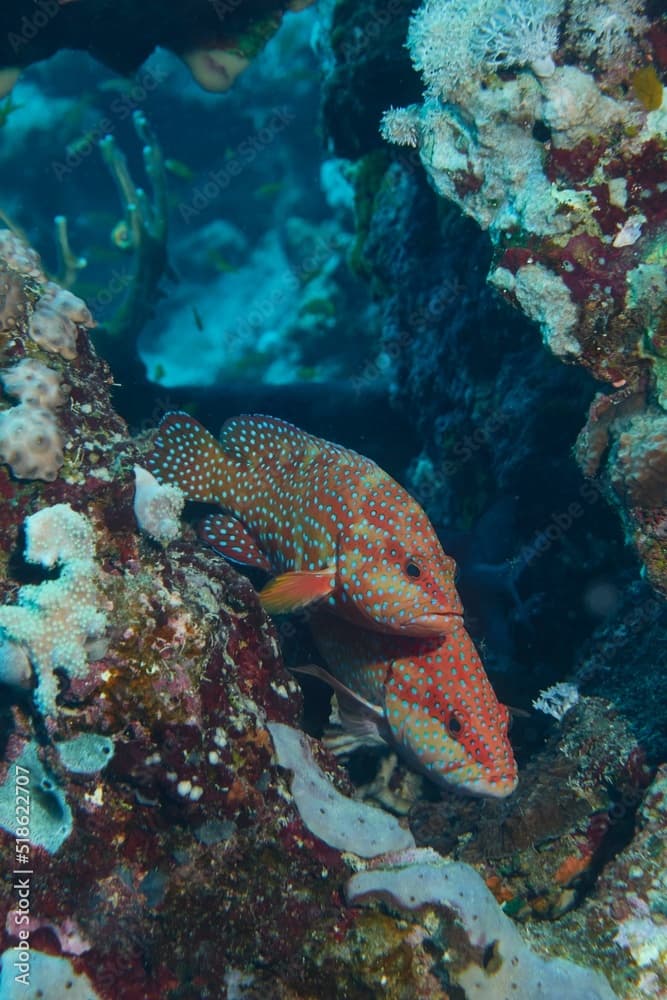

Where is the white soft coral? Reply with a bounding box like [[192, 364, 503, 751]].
[[566, 0, 650, 67], [409, 0, 564, 98], [473, 0, 563, 78], [0, 505, 108, 715], [408, 0, 487, 97]]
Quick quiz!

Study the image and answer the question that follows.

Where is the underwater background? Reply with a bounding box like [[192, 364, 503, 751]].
[[0, 1, 666, 997]]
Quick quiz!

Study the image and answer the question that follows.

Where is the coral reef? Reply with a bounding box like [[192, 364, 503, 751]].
[[311, 5, 667, 993], [0, 403, 65, 481], [381, 0, 667, 596], [29, 283, 94, 361], [0, 2, 656, 993], [1, 231, 660, 998], [591, 764, 667, 998], [0, 231, 95, 482]]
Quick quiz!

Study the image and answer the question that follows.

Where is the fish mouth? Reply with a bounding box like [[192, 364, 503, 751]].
[[402, 612, 462, 636], [414, 744, 519, 799], [460, 773, 518, 799]]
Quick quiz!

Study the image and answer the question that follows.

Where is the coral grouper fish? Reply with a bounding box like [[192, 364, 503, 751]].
[[304, 612, 518, 798], [147, 412, 463, 635]]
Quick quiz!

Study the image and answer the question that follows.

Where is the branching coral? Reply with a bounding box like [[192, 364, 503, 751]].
[[96, 111, 169, 370]]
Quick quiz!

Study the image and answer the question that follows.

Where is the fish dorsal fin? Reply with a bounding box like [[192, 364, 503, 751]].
[[147, 412, 225, 503], [199, 513, 272, 571], [220, 414, 361, 470]]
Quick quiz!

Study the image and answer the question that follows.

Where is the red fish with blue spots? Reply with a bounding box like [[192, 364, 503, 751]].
[[302, 612, 518, 798], [147, 412, 463, 635]]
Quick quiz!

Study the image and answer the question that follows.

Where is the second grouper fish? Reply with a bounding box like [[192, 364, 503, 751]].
[[303, 610, 518, 798], [147, 412, 464, 636]]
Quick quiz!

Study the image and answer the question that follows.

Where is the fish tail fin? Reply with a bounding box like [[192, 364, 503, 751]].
[[146, 411, 226, 503]]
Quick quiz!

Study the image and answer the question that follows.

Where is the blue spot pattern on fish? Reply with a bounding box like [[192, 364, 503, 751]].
[[147, 412, 464, 636], [306, 611, 518, 799]]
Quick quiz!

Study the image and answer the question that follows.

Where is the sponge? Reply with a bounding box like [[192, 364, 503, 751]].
[[1, 357, 69, 409], [0, 948, 100, 999], [0, 403, 64, 481], [347, 855, 618, 999]]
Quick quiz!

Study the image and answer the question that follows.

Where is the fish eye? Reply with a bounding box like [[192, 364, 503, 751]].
[[447, 714, 462, 736], [405, 561, 421, 578]]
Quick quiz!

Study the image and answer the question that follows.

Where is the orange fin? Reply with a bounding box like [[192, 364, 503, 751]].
[[259, 569, 335, 614]]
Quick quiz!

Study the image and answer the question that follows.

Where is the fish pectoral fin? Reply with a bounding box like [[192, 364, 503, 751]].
[[291, 663, 384, 719], [336, 690, 388, 741], [199, 514, 272, 571], [291, 664, 388, 745], [322, 728, 384, 757], [259, 569, 334, 613]]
